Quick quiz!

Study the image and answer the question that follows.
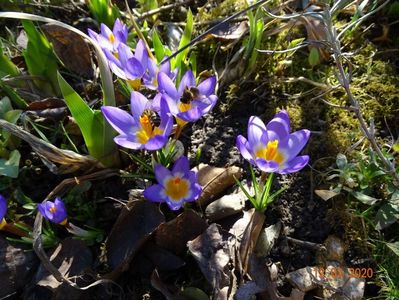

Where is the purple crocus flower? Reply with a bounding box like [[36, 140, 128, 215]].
[[142, 57, 175, 90], [38, 197, 68, 225], [88, 18, 128, 53], [236, 111, 310, 174], [144, 156, 202, 210], [104, 41, 148, 90], [157, 70, 217, 127], [0, 194, 7, 230], [101, 91, 173, 150]]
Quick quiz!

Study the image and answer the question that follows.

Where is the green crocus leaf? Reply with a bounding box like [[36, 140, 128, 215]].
[[0, 149, 20, 178]]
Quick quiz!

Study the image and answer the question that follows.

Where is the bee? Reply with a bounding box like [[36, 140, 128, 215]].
[[142, 109, 161, 128], [180, 87, 200, 104]]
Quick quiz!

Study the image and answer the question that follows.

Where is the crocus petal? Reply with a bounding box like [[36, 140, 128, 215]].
[[178, 70, 196, 96], [144, 184, 167, 203], [88, 29, 99, 42], [101, 106, 137, 135], [197, 76, 216, 96], [145, 135, 168, 151], [255, 158, 280, 173], [162, 94, 179, 115], [172, 156, 190, 175], [130, 91, 150, 120], [100, 23, 113, 40], [236, 135, 255, 163], [159, 59, 171, 75], [247, 116, 267, 148], [0, 195, 7, 220], [177, 106, 203, 122], [165, 199, 184, 211], [125, 57, 145, 78], [266, 110, 290, 141], [279, 129, 310, 161], [117, 43, 133, 66], [44, 202, 56, 221], [190, 183, 202, 201], [37, 203, 46, 219], [158, 72, 178, 100], [154, 164, 172, 186], [279, 155, 309, 174], [151, 93, 162, 112], [134, 40, 148, 69], [114, 135, 143, 149]]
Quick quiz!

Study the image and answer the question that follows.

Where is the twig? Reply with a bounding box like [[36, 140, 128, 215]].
[[286, 236, 325, 251], [136, 0, 192, 21]]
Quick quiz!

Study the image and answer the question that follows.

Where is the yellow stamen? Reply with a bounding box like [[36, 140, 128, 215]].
[[176, 102, 192, 127], [0, 218, 6, 230], [164, 176, 190, 202], [108, 33, 115, 43], [128, 79, 141, 91], [49, 206, 57, 214], [136, 114, 163, 144], [255, 140, 284, 164]]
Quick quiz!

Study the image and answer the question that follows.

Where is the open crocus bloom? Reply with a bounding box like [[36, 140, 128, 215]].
[[144, 156, 202, 210], [236, 111, 310, 174], [38, 197, 68, 225], [88, 18, 128, 53], [101, 91, 173, 151], [157, 70, 217, 126], [0, 194, 7, 229], [104, 40, 148, 90]]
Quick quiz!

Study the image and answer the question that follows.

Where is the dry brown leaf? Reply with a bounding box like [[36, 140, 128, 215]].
[[0, 119, 103, 174], [154, 209, 207, 256], [187, 223, 237, 299], [26, 97, 67, 119], [35, 238, 93, 290], [315, 189, 339, 201], [42, 24, 93, 78], [105, 200, 164, 277], [239, 209, 266, 272], [195, 164, 242, 206], [0, 236, 38, 298]]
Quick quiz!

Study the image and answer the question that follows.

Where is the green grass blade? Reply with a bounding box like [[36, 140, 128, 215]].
[[22, 20, 60, 95], [152, 29, 165, 62], [58, 73, 118, 167], [175, 9, 193, 82]]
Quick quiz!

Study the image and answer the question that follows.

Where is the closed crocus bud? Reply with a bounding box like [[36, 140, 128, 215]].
[[38, 197, 68, 225], [0, 194, 7, 230]]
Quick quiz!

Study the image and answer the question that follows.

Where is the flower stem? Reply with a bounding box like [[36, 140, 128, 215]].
[[258, 173, 274, 212]]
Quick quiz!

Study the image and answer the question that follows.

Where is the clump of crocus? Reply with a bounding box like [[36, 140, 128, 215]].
[[144, 156, 202, 210], [105, 41, 148, 90], [157, 70, 217, 128], [88, 18, 128, 53], [102, 91, 173, 150], [38, 197, 68, 225], [0, 194, 7, 230], [236, 110, 310, 212]]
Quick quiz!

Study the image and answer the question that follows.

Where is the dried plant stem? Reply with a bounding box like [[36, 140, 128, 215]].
[[323, 8, 399, 186]]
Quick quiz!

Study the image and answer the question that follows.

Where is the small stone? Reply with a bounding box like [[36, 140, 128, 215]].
[[324, 236, 346, 262], [205, 192, 246, 221], [286, 267, 320, 292], [338, 278, 365, 300]]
